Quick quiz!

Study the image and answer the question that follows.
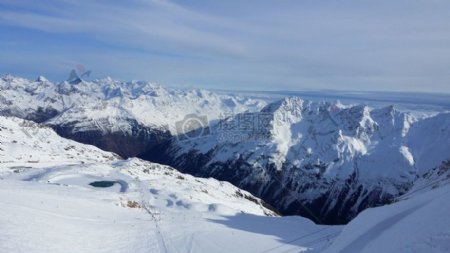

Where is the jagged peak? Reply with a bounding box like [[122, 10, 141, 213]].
[[189, 88, 215, 98], [337, 104, 372, 120], [100, 76, 114, 82], [35, 75, 50, 83], [261, 96, 305, 114], [371, 105, 416, 130], [371, 105, 398, 116], [327, 100, 349, 113]]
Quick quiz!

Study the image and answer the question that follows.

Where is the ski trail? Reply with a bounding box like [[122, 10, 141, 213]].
[[142, 204, 169, 253], [186, 233, 195, 253], [135, 178, 169, 253]]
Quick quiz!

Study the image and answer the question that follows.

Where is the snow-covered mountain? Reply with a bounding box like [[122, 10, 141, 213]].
[[0, 117, 450, 253], [144, 97, 450, 223], [1, 116, 449, 252], [0, 75, 266, 157], [2, 75, 449, 224], [2, 74, 450, 251]]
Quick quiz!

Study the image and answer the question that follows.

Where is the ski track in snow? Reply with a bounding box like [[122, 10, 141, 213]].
[[136, 178, 169, 253]]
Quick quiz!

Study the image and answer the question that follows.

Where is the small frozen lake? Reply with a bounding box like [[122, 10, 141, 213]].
[[46, 174, 129, 193], [89, 180, 128, 192]]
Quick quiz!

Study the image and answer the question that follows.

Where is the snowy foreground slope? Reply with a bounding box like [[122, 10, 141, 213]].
[[0, 117, 341, 253]]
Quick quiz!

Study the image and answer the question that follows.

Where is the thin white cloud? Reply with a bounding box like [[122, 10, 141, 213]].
[[1, 0, 450, 92]]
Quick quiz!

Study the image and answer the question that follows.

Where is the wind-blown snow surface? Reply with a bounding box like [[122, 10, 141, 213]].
[[0, 117, 341, 253]]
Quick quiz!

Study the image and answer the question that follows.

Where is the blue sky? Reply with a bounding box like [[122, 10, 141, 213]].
[[1, 0, 449, 92]]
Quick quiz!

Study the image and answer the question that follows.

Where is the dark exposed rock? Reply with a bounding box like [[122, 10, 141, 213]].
[[51, 121, 171, 158]]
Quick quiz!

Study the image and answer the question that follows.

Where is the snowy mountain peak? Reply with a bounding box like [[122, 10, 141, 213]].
[[35, 75, 49, 83], [98, 76, 115, 83], [262, 96, 304, 114]]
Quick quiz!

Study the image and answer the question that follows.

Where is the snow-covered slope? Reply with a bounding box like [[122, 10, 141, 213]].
[[0, 116, 343, 253], [0, 116, 119, 167], [0, 177, 343, 253], [146, 97, 450, 223], [2, 115, 448, 252], [0, 116, 274, 215]]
